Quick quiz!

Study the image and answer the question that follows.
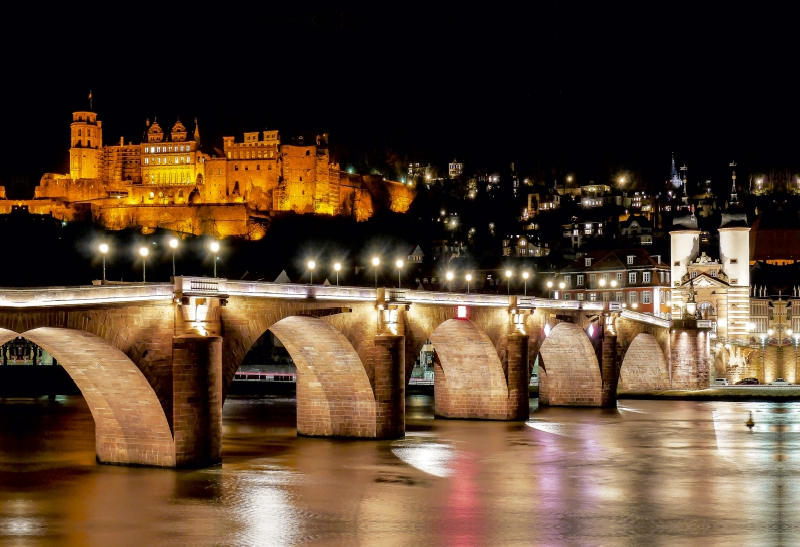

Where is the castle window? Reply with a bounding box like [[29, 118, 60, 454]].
[[256, 165, 261, 170], [245, 166, 248, 171], [186, 156, 190, 163], [78, 129, 82, 136], [234, 165, 239, 171]]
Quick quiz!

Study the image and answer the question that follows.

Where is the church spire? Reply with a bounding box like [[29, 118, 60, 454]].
[[193, 117, 201, 147], [729, 160, 738, 203]]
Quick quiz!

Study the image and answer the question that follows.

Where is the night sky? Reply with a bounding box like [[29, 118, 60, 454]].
[[3, 5, 798, 196]]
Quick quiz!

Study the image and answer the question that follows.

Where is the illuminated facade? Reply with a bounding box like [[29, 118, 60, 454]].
[[31, 109, 414, 236]]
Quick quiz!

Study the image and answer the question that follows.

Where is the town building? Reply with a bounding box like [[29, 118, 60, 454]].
[[552, 249, 671, 316]]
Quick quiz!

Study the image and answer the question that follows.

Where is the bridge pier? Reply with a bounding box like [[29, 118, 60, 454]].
[[670, 328, 711, 389], [172, 335, 223, 467], [506, 332, 530, 420], [599, 333, 619, 407], [369, 334, 405, 438]]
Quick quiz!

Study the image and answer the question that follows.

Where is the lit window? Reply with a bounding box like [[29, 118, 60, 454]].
[[589, 293, 597, 301], [628, 272, 636, 284], [627, 255, 634, 265]]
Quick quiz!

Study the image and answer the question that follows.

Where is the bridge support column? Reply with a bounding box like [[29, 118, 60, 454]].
[[172, 335, 223, 467], [670, 329, 711, 389], [369, 334, 405, 438], [506, 333, 530, 420], [600, 334, 618, 407]]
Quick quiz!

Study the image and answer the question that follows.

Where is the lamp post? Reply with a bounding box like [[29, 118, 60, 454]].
[[371, 257, 380, 287], [209, 241, 220, 278], [505, 269, 513, 295], [307, 260, 316, 285], [98, 243, 109, 283], [333, 262, 341, 286], [446, 271, 454, 292], [139, 246, 149, 282], [395, 259, 404, 288], [761, 333, 767, 383], [466, 273, 472, 294], [522, 271, 530, 296], [547, 280, 553, 299], [168, 238, 178, 277]]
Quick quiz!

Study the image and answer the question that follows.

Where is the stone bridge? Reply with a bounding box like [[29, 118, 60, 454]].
[[0, 279, 710, 467]]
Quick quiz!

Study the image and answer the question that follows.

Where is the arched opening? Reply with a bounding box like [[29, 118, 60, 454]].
[[0, 327, 174, 466], [538, 322, 601, 406], [227, 316, 379, 437], [619, 333, 669, 391], [428, 319, 510, 419]]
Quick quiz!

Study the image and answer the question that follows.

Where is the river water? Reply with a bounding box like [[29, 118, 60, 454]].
[[0, 395, 797, 546]]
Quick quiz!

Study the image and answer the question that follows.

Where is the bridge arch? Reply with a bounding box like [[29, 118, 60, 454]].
[[19, 327, 175, 466], [619, 332, 670, 391], [267, 316, 379, 437], [538, 322, 602, 406], [429, 319, 512, 419]]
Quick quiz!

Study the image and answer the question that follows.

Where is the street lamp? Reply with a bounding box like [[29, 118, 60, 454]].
[[333, 262, 341, 286], [505, 269, 513, 295], [138, 246, 149, 282], [446, 270, 454, 292], [372, 256, 380, 287], [395, 259, 404, 288], [466, 273, 473, 293], [307, 260, 316, 285], [168, 238, 179, 277], [522, 271, 530, 296], [98, 243, 109, 282], [209, 241, 220, 278]]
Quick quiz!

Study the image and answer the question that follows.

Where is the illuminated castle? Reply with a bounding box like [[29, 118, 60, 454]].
[[30, 109, 413, 237]]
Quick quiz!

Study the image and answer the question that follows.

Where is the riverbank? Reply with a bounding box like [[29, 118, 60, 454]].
[[618, 387, 800, 401]]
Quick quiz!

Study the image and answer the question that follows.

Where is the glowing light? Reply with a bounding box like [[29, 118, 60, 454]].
[[457, 305, 468, 319], [611, 280, 618, 288], [544, 323, 551, 337], [209, 241, 220, 253], [168, 238, 179, 249], [138, 246, 149, 257], [333, 262, 341, 272], [522, 272, 530, 280], [546, 281, 553, 288], [588, 324, 594, 337], [505, 270, 513, 278], [566, 175, 573, 183], [465, 274, 473, 282], [98, 243, 109, 254], [768, 329, 774, 336], [559, 282, 565, 289], [599, 279, 606, 287], [372, 256, 380, 267], [788, 329, 793, 336], [446, 271, 454, 281], [307, 260, 316, 270]]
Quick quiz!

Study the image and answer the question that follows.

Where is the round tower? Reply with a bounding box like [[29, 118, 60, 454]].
[[719, 213, 751, 339], [69, 111, 103, 180], [670, 214, 700, 290]]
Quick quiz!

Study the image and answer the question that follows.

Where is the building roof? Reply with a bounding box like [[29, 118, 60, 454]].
[[619, 214, 652, 230], [561, 248, 666, 273]]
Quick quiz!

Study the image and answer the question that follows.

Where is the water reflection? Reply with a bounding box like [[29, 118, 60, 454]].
[[4, 395, 800, 545]]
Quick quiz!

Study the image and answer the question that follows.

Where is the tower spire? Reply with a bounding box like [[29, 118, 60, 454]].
[[89, 90, 93, 111], [729, 161, 738, 203], [193, 117, 201, 147]]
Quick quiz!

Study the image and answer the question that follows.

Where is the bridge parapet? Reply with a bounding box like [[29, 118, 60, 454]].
[[0, 283, 173, 308], [621, 310, 670, 328], [226, 281, 377, 302]]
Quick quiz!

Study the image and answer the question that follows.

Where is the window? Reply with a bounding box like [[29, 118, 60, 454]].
[[628, 272, 636, 284], [602, 292, 610, 302], [642, 291, 651, 304], [711, 270, 717, 277], [577, 274, 585, 286], [577, 293, 584, 301], [627, 255, 634, 265], [691, 271, 697, 278], [730, 259, 738, 264], [616, 273, 623, 282], [674, 261, 680, 266], [589, 274, 596, 286], [589, 292, 597, 301], [564, 293, 571, 300], [615, 292, 624, 302], [643, 271, 651, 283], [564, 277, 571, 288], [585, 258, 592, 266], [628, 292, 638, 304], [234, 165, 239, 171]]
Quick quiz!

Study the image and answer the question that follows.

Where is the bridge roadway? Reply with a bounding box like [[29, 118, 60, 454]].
[[0, 278, 710, 467]]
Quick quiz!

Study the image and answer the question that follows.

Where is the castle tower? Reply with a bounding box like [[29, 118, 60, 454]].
[[69, 111, 103, 179], [718, 213, 750, 339]]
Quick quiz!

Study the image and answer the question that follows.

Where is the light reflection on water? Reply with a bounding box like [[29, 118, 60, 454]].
[[2, 396, 800, 545]]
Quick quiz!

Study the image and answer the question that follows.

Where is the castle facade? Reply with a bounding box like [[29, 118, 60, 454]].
[[29, 110, 413, 237]]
